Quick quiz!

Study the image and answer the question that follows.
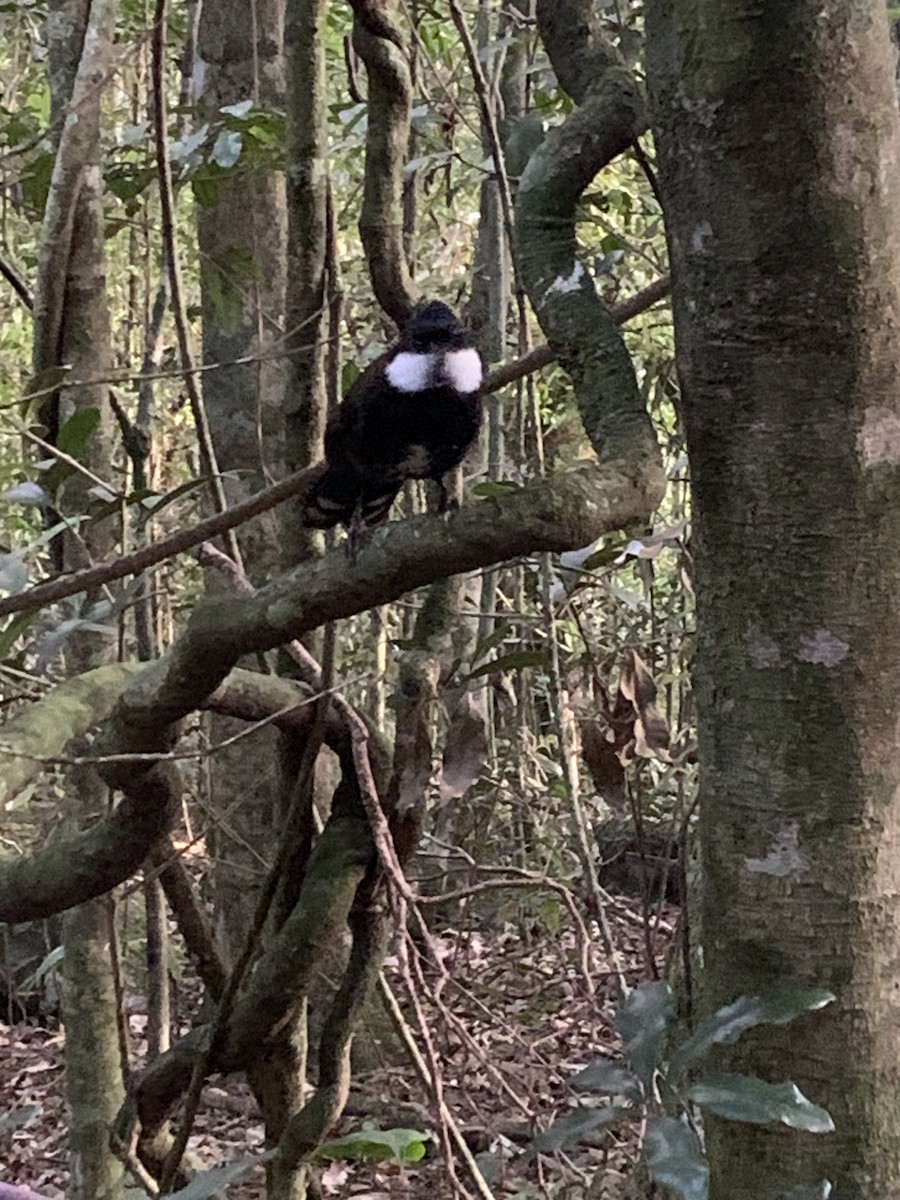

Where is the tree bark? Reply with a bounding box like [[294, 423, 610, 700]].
[[648, 3, 900, 1195], [39, 0, 125, 1195], [281, 0, 330, 562], [194, 0, 287, 989]]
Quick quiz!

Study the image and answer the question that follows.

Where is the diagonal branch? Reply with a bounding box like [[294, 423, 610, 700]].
[[0, 457, 663, 926], [0, 277, 668, 623], [0, 464, 324, 620]]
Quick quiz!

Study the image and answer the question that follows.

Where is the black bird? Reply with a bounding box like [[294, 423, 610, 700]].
[[303, 300, 483, 543]]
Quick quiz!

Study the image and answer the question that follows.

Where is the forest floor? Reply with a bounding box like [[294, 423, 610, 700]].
[[0, 894, 676, 1200]]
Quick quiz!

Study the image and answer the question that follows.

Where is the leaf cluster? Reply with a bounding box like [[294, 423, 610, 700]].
[[522, 983, 836, 1199]]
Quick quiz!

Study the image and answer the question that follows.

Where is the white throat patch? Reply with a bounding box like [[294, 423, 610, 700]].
[[386, 352, 434, 393], [442, 348, 483, 393], [386, 347, 483, 395]]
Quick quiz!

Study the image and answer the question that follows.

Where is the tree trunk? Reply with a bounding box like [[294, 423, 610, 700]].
[[281, 0, 330, 563], [647, 3, 900, 1196], [39, 1, 125, 1196], [194, 0, 287, 972]]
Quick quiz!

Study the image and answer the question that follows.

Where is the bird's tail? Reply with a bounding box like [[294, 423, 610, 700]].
[[302, 468, 400, 529]]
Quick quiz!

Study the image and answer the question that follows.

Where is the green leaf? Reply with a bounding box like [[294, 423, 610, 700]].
[[167, 1153, 273, 1199], [687, 1073, 834, 1133], [570, 1059, 643, 1102], [134, 475, 215, 519], [668, 988, 834, 1079], [316, 1127, 427, 1165], [522, 1103, 630, 1160], [191, 166, 222, 209], [473, 480, 523, 498], [643, 1116, 708, 1200], [463, 648, 548, 681], [583, 543, 626, 571], [56, 406, 101, 457], [341, 361, 362, 393], [470, 621, 514, 666], [21, 149, 54, 211], [615, 981, 674, 1086]]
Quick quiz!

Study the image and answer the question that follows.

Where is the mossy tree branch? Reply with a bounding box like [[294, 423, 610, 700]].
[[350, 0, 417, 322], [0, 460, 662, 927], [517, 0, 657, 464]]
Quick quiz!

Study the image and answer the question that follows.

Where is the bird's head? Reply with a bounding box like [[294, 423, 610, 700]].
[[403, 299, 469, 352]]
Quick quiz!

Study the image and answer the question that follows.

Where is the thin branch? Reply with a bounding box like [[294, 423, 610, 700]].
[[17, 422, 124, 498], [0, 277, 667, 622], [150, 0, 242, 569], [0, 464, 324, 619], [448, 0, 527, 326], [149, 839, 227, 1000], [482, 273, 669, 393], [377, 971, 497, 1200], [0, 253, 33, 310]]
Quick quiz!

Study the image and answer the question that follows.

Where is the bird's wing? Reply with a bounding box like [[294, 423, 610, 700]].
[[323, 354, 389, 467]]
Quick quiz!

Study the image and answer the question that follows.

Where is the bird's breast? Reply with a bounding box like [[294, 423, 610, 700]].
[[440, 348, 483, 393], [384, 347, 483, 396], [396, 444, 434, 475], [385, 351, 436, 393]]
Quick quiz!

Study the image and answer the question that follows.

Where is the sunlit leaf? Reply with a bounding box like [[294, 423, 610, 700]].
[[316, 1127, 428, 1165], [0, 553, 28, 595], [687, 1073, 834, 1133], [668, 988, 835, 1079], [212, 129, 243, 168], [0, 1103, 42, 1132], [88, 485, 119, 503], [221, 99, 253, 118], [120, 120, 150, 145], [170, 123, 209, 165]]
